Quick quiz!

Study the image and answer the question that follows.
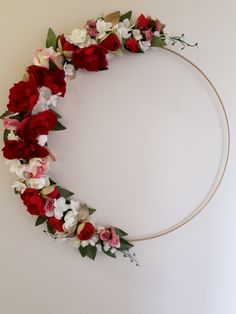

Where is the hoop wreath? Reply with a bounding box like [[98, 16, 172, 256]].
[[1, 11, 230, 264]]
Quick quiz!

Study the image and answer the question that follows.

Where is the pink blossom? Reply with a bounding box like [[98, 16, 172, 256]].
[[156, 20, 162, 32], [99, 229, 111, 241], [144, 29, 154, 41], [3, 118, 20, 130], [86, 19, 98, 37], [33, 48, 64, 69], [86, 19, 97, 28], [30, 159, 49, 178], [44, 198, 55, 217], [109, 232, 120, 248]]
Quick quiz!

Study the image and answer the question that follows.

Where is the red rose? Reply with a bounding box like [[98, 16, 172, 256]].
[[77, 222, 95, 240], [48, 217, 64, 233], [100, 33, 121, 52], [136, 14, 151, 30], [17, 110, 57, 141], [48, 186, 60, 199], [2, 140, 49, 160], [7, 80, 39, 115], [59, 34, 77, 52], [27, 65, 66, 96], [125, 38, 139, 52], [72, 45, 108, 71], [21, 188, 45, 216]]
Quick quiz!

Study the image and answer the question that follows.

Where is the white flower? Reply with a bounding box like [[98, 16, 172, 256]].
[[31, 86, 61, 115], [80, 234, 99, 248], [139, 40, 151, 52], [27, 158, 50, 177], [110, 247, 116, 254], [115, 19, 133, 39], [9, 160, 27, 179], [7, 130, 19, 141], [26, 176, 50, 189], [132, 29, 143, 41], [37, 135, 48, 146], [96, 19, 112, 39], [63, 200, 80, 234], [66, 29, 92, 47], [154, 31, 160, 37], [63, 63, 76, 79], [12, 181, 27, 193], [103, 242, 111, 252], [54, 197, 69, 220]]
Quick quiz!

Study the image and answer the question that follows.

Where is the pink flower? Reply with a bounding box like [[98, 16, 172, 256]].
[[156, 20, 162, 32], [3, 118, 20, 130], [44, 198, 55, 217], [86, 19, 98, 37], [28, 159, 50, 178], [144, 29, 154, 41], [99, 229, 111, 241], [33, 48, 64, 69], [109, 230, 120, 248]]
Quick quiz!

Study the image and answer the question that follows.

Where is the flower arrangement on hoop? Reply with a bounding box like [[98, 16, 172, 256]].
[[1, 11, 196, 264]]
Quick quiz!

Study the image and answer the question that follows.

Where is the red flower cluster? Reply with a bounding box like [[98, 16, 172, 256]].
[[16, 110, 57, 141], [27, 65, 66, 96], [21, 188, 45, 216], [77, 222, 95, 240], [125, 38, 139, 52], [2, 140, 49, 160], [7, 81, 39, 115], [59, 34, 77, 52], [48, 217, 64, 232], [136, 13, 151, 30], [73, 45, 108, 71], [100, 33, 121, 52]]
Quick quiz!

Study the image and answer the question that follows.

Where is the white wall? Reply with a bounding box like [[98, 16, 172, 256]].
[[1, 1, 236, 314]]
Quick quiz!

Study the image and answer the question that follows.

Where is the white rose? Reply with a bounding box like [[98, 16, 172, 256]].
[[12, 181, 27, 193], [132, 29, 143, 41], [139, 40, 151, 52], [54, 197, 69, 220], [96, 19, 113, 39], [26, 176, 50, 189], [66, 29, 92, 47]]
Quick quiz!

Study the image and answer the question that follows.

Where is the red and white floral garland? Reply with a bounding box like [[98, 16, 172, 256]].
[[1, 11, 196, 263]]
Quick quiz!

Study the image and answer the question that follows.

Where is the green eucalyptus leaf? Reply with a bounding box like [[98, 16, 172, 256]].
[[79, 246, 87, 257], [120, 10, 132, 22], [88, 208, 96, 216], [114, 227, 128, 237], [104, 250, 116, 258], [35, 216, 48, 226], [0, 111, 14, 119], [119, 238, 133, 251], [58, 187, 74, 198], [151, 36, 166, 48], [86, 245, 97, 260], [46, 28, 57, 49], [53, 121, 66, 131], [3, 129, 10, 142]]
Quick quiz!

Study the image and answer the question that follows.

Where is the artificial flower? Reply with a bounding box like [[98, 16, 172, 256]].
[[132, 29, 143, 41], [3, 118, 20, 130], [2, 140, 49, 160], [125, 37, 139, 52], [37, 135, 48, 146], [59, 34, 77, 53], [26, 176, 50, 190], [48, 216, 64, 232], [9, 160, 27, 178], [72, 45, 108, 71], [16, 110, 57, 141], [139, 40, 151, 52], [21, 188, 45, 216], [136, 13, 151, 30], [100, 33, 121, 52], [7, 80, 39, 115], [54, 197, 69, 219], [115, 19, 133, 39], [12, 181, 27, 193], [63, 200, 80, 234], [27, 158, 50, 178], [66, 29, 93, 48], [63, 63, 76, 79], [31, 86, 61, 116], [44, 198, 55, 217], [33, 47, 64, 69], [27, 65, 66, 96], [77, 222, 95, 240], [96, 19, 113, 39], [144, 29, 154, 41], [7, 131, 19, 141], [86, 19, 98, 37]]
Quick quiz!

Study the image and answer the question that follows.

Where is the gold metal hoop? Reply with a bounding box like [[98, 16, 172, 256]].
[[127, 47, 231, 242]]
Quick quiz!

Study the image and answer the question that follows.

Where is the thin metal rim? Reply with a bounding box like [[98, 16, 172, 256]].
[[127, 47, 231, 242]]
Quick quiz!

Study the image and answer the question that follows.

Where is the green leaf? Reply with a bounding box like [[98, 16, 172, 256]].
[[88, 208, 96, 216], [35, 216, 48, 226], [104, 249, 116, 258], [47, 221, 55, 235], [58, 187, 74, 198], [49, 178, 57, 185], [46, 27, 57, 49], [86, 245, 97, 260], [151, 36, 166, 48], [114, 227, 128, 237], [0, 111, 14, 119], [53, 121, 66, 131], [120, 10, 132, 22], [51, 109, 62, 119], [3, 129, 10, 142], [119, 238, 133, 251], [79, 246, 87, 257]]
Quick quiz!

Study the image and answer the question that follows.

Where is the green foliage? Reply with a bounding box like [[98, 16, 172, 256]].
[[53, 121, 66, 131], [46, 28, 57, 49], [151, 36, 166, 48], [35, 216, 48, 226], [120, 11, 132, 22], [88, 208, 96, 216], [79, 245, 97, 260], [114, 227, 128, 237], [3, 130, 10, 142], [58, 187, 74, 198], [0, 111, 13, 119], [119, 238, 133, 251]]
